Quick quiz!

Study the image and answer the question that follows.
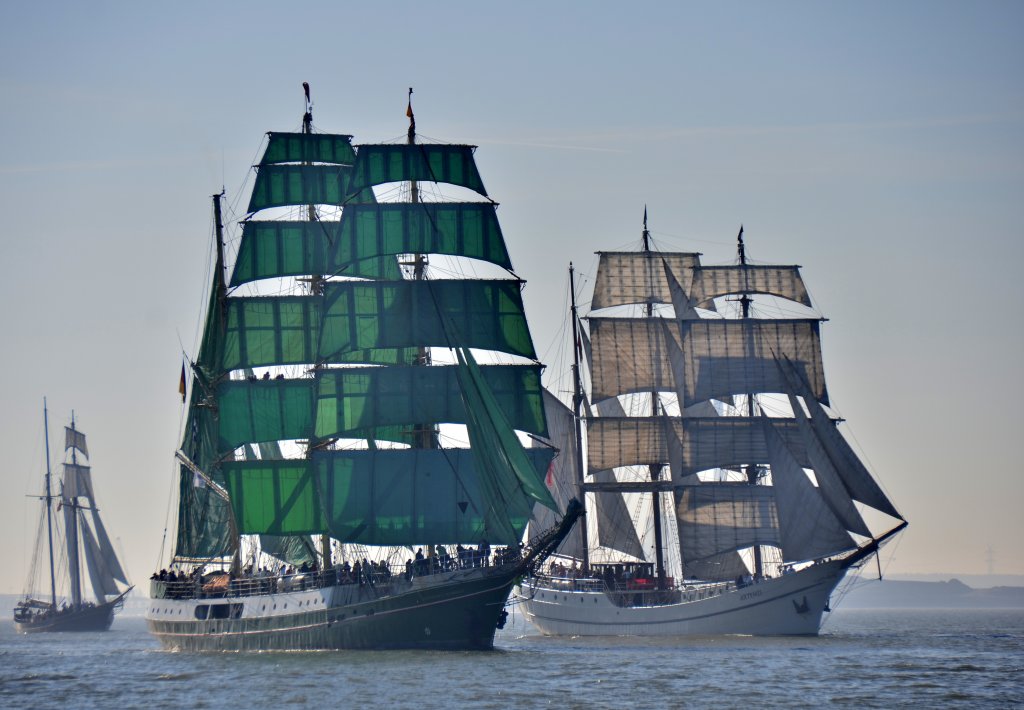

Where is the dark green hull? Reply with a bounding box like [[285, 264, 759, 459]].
[[148, 566, 518, 652]]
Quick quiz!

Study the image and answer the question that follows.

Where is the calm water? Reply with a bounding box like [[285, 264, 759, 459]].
[[0, 607, 1021, 708]]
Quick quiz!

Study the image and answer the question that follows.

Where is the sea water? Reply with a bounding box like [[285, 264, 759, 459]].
[[0, 606, 1020, 708]]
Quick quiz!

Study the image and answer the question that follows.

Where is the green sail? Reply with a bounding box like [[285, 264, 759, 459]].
[[260, 132, 356, 165], [221, 296, 417, 371], [230, 220, 401, 286], [223, 285, 528, 370], [320, 280, 536, 361], [231, 204, 509, 287], [349, 144, 487, 196], [216, 364, 546, 452], [223, 297, 320, 371], [217, 378, 316, 451], [174, 267, 234, 559], [247, 437, 318, 567], [247, 165, 377, 213], [220, 448, 555, 545], [336, 203, 510, 270], [314, 364, 547, 442]]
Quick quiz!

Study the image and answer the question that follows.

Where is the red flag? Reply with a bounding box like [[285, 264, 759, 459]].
[[178, 363, 187, 403], [545, 459, 555, 488]]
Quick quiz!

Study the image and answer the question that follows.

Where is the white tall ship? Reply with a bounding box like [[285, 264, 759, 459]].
[[517, 216, 906, 636]]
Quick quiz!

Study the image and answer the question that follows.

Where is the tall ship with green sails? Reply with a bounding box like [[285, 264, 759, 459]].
[[518, 216, 906, 636], [147, 87, 580, 651]]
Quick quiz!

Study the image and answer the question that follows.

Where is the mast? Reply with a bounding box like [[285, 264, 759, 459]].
[[300, 82, 332, 570], [67, 411, 82, 607], [42, 399, 57, 609], [211, 189, 240, 574], [641, 209, 666, 588], [569, 263, 589, 573], [736, 225, 764, 578], [405, 87, 437, 451]]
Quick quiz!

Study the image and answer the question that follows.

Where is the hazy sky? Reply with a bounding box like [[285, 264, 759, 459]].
[[1, 1, 1021, 593]]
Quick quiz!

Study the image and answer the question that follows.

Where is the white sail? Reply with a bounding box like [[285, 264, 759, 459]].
[[62, 463, 92, 499], [688, 265, 811, 308], [589, 317, 828, 406], [586, 416, 812, 474], [589, 318, 677, 402], [64, 426, 89, 458], [529, 390, 584, 559], [676, 483, 779, 576], [679, 318, 828, 408], [780, 358, 901, 519], [530, 390, 646, 560], [785, 393, 871, 536], [80, 517, 120, 601], [591, 252, 701, 310], [61, 490, 82, 607], [763, 416, 856, 562], [662, 258, 700, 320]]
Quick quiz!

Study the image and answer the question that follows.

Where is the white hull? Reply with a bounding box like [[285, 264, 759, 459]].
[[516, 559, 849, 636]]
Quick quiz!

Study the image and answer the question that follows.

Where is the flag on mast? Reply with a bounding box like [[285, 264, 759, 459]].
[[178, 363, 187, 402]]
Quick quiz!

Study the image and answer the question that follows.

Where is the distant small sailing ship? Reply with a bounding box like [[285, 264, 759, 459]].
[[15, 402, 132, 633], [146, 85, 580, 651], [517, 216, 907, 636]]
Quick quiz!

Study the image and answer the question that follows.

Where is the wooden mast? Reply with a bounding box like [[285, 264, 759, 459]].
[[737, 225, 764, 579], [569, 263, 589, 573], [210, 190, 241, 575], [297, 83, 333, 571], [405, 87, 438, 451], [42, 399, 57, 609], [641, 209, 667, 588]]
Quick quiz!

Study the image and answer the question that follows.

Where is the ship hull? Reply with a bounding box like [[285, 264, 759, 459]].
[[516, 559, 849, 637], [14, 601, 115, 634], [147, 566, 520, 652]]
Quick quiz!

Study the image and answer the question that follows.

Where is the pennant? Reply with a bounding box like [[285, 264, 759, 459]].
[[545, 459, 556, 488], [178, 363, 187, 403]]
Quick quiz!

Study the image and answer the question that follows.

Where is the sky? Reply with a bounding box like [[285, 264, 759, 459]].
[[0, 1, 1021, 594]]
